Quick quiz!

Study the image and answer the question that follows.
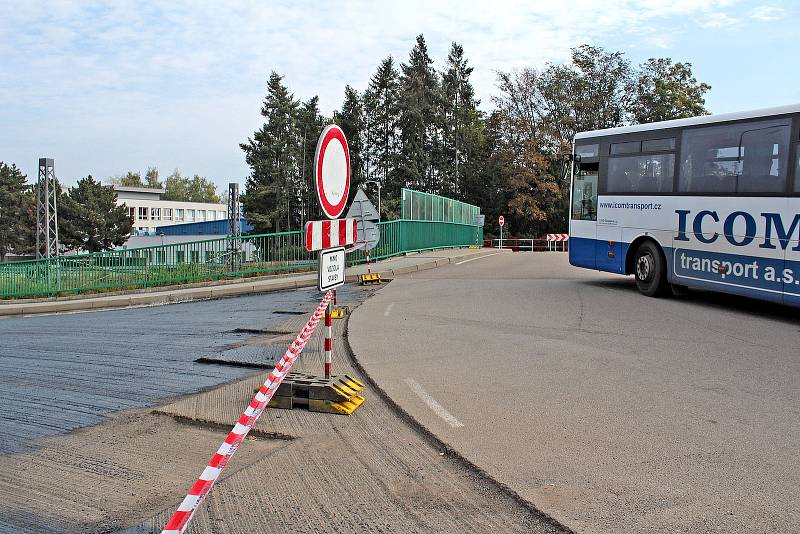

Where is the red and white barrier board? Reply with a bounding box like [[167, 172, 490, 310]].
[[546, 233, 569, 242], [305, 218, 357, 252]]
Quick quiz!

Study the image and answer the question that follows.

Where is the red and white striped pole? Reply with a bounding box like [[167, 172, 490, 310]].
[[324, 301, 333, 378]]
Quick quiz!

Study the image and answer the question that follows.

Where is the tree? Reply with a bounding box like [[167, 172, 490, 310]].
[[162, 169, 190, 201], [363, 56, 401, 210], [187, 175, 220, 203], [441, 42, 484, 200], [334, 85, 366, 202], [144, 166, 162, 189], [162, 170, 219, 202], [240, 71, 302, 234], [633, 58, 711, 123], [0, 162, 30, 260], [296, 96, 327, 222], [398, 34, 441, 193], [110, 171, 145, 187], [59, 175, 132, 253]]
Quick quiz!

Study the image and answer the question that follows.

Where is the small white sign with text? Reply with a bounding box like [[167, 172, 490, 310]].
[[319, 247, 346, 291]]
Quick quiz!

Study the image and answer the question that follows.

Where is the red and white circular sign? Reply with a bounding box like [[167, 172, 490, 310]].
[[314, 125, 351, 219], [499, 215, 505, 227]]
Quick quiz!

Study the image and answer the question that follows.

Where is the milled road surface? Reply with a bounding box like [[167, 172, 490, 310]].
[[0, 290, 330, 454], [349, 252, 800, 533], [0, 273, 562, 533]]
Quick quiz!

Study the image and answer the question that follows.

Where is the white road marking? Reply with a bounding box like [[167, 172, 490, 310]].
[[455, 252, 502, 265], [403, 378, 465, 428], [383, 302, 395, 317]]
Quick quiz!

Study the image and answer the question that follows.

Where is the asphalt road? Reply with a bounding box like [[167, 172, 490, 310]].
[[349, 252, 800, 533], [0, 287, 360, 454]]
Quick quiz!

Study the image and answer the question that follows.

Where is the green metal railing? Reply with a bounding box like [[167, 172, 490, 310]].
[[0, 219, 483, 298], [401, 188, 481, 225]]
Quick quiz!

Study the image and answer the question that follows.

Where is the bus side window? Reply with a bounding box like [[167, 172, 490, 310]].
[[572, 163, 598, 221], [794, 147, 800, 192]]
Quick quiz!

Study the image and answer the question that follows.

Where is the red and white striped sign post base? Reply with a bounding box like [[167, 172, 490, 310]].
[[324, 302, 333, 378]]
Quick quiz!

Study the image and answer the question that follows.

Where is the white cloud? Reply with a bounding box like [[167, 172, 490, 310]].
[[749, 5, 785, 20], [0, 0, 773, 186]]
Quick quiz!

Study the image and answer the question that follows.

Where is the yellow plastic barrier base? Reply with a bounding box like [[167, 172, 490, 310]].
[[358, 273, 382, 286], [267, 373, 366, 415], [330, 306, 350, 319]]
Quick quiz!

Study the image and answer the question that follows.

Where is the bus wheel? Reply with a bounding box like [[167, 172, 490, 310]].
[[634, 241, 667, 297]]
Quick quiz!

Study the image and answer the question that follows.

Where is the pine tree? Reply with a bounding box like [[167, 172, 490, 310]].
[[240, 72, 301, 233], [334, 85, 366, 203], [363, 56, 401, 212], [441, 42, 484, 201], [0, 162, 30, 260], [296, 96, 327, 223], [59, 175, 132, 253], [398, 35, 441, 193]]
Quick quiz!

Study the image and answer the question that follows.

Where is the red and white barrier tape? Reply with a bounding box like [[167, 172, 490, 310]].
[[162, 290, 333, 534]]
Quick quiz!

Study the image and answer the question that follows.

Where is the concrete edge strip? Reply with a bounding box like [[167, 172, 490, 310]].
[[340, 311, 573, 534]]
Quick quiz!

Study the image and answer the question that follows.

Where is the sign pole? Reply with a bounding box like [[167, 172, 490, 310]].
[[324, 300, 333, 378]]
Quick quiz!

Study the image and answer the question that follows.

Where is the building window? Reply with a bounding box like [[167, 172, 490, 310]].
[[197, 210, 206, 222], [207, 210, 216, 221], [176, 250, 185, 263], [128, 207, 135, 220], [175, 209, 184, 222], [607, 154, 675, 193], [151, 208, 160, 221], [190, 250, 200, 263], [138, 207, 149, 220], [187, 209, 195, 222], [163, 208, 172, 221], [219, 211, 226, 219]]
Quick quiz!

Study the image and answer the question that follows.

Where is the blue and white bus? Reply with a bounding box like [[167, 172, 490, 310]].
[[568, 104, 800, 306]]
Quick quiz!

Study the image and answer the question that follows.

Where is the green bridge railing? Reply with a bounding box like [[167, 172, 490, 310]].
[[0, 219, 483, 299]]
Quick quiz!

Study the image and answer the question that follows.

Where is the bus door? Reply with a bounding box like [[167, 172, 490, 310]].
[[569, 161, 598, 269]]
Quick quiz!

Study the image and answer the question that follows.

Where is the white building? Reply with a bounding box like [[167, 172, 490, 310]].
[[113, 186, 227, 235]]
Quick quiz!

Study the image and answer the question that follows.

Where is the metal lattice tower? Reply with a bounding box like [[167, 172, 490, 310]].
[[227, 183, 241, 269], [36, 158, 59, 259], [228, 182, 241, 239]]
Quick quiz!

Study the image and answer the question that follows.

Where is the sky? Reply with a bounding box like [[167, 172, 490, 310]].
[[1, 0, 798, 189]]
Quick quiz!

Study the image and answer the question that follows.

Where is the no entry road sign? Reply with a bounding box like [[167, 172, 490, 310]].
[[314, 125, 351, 220], [499, 215, 505, 227]]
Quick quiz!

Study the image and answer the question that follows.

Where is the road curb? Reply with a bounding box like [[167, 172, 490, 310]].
[[341, 309, 573, 534]]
